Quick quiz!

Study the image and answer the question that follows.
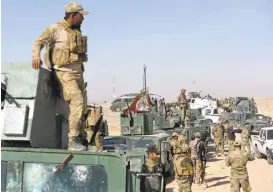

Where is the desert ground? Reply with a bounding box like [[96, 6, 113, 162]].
[[102, 97, 273, 192]]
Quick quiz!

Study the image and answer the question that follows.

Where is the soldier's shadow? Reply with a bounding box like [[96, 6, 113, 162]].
[[209, 180, 230, 188], [206, 176, 228, 183]]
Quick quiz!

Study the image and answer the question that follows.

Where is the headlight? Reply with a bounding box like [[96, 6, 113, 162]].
[[128, 157, 143, 172]]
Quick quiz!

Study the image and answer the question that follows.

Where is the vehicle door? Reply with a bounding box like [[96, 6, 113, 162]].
[[257, 129, 266, 154], [159, 137, 171, 173]]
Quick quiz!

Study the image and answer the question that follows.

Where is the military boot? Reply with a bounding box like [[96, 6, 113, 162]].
[[68, 137, 86, 151]]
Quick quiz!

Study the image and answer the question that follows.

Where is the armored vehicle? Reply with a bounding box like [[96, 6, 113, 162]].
[[102, 133, 174, 175], [1, 64, 165, 192], [234, 97, 258, 113], [219, 111, 270, 135]]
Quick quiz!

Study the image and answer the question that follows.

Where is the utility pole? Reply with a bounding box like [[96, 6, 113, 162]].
[[143, 64, 147, 92], [113, 76, 116, 99]]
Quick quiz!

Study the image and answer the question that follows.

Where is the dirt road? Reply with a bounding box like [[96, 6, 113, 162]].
[[166, 145, 273, 192]]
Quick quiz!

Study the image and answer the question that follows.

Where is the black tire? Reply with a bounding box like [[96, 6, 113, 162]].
[[266, 149, 273, 165], [255, 146, 262, 159]]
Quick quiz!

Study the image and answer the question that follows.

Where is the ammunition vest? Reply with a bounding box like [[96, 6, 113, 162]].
[[44, 22, 88, 68], [175, 155, 192, 177]]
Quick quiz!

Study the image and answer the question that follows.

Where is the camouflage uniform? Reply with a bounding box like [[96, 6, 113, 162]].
[[212, 121, 225, 156], [178, 130, 188, 145], [169, 132, 181, 158], [225, 141, 255, 192], [174, 144, 193, 192], [189, 133, 201, 183], [85, 108, 103, 152], [141, 145, 165, 192], [32, 2, 89, 151], [241, 124, 251, 153], [177, 88, 187, 121], [184, 105, 191, 128]]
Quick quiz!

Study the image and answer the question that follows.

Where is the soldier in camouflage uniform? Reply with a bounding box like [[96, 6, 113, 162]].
[[178, 130, 188, 145], [174, 144, 193, 192], [32, 2, 89, 151], [140, 145, 165, 192], [212, 121, 225, 156], [84, 108, 103, 152], [241, 124, 251, 153], [184, 105, 191, 128], [225, 141, 255, 192], [177, 88, 188, 121], [169, 132, 180, 156], [189, 132, 201, 184]]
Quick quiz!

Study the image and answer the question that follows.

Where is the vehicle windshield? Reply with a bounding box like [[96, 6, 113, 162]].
[[134, 139, 155, 148], [267, 130, 273, 140], [103, 138, 126, 145], [21, 163, 108, 192]]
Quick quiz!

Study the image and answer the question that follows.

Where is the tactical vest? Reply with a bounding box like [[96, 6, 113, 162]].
[[44, 22, 88, 68], [175, 155, 192, 177]]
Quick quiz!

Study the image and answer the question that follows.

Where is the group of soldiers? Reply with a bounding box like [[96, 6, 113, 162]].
[[212, 120, 252, 156], [167, 130, 208, 192]]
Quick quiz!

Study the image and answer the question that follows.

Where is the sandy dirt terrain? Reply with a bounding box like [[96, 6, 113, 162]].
[[102, 97, 273, 192]]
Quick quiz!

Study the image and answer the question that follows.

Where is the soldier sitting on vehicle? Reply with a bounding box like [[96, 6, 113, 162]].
[[140, 145, 166, 192]]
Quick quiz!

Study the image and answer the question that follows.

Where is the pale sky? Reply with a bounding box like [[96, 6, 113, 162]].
[[1, 0, 273, 103]]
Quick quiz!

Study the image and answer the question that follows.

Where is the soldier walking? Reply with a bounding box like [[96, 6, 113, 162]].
[[212, 121, 225, 156], [189, 133, 201, 183], [32, 2, 89, 151], [226, 121, 242, 153], [177, 88, 188, 121], [225, 141, 255, 192], [174, 144, 193, 192], [241, 124, 251, 153]]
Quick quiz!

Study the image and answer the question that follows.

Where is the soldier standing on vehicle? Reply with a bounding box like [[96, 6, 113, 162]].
[[174, 145, 193, 192], [177, 88, 188, 121], [84, 108, 103, 152], [140, 145, 165, 192], [32, 2, 89, 151], [212, 121, 225, 156], [241, 124, 251, 153], [225, 141, 255, 192]]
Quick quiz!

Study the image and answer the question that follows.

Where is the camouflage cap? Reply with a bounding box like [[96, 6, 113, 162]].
[[181, 144, 189, 153], [147, 145, 160, 154], [172, 132, 179, 137], [234, 141, 241, 146], [244, 124, 251, 128], [65, 2, 89, 15]]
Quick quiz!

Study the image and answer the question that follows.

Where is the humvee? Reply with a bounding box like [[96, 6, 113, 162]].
[[1, 64, 164, 192], [219, 111, 270, 135]]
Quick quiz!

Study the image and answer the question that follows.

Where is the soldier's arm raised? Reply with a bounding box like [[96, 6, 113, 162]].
[[32, 26, 56, 69]]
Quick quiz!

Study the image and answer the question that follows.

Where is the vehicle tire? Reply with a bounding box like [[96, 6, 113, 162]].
[[115, 107, 121, 112], [266, 149, 273, 165], [255, 146, 262, 159]]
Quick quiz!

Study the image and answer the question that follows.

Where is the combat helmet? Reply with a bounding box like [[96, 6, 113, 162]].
[[233, 141, 241, 147], [172, 132, 179, 138]]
